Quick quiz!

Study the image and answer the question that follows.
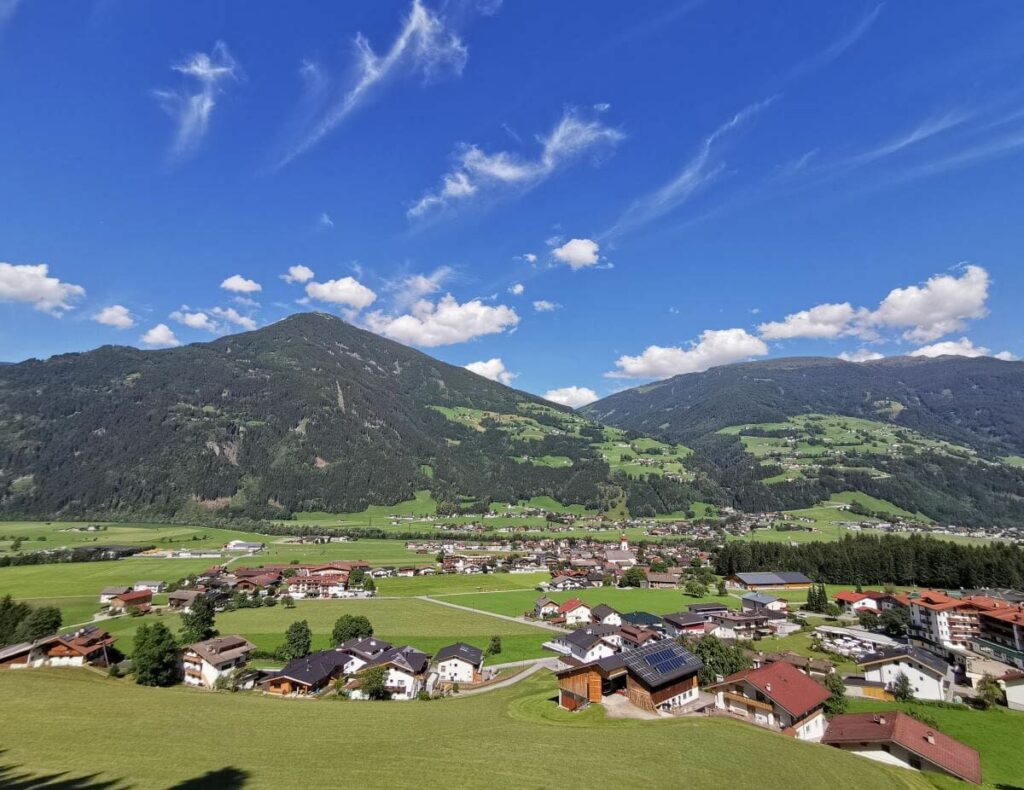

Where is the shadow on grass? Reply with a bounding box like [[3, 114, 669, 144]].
[[0, 753, 250, 790]]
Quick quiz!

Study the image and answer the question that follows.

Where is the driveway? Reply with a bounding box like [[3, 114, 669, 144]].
[[419, 596, 565, 632]]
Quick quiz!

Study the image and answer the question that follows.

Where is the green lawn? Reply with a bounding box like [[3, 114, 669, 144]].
[[0, 558, 217, 600], [0, 669, 930, 789], [845, 698, 1024, 789], [375, 572, 549, 597], [101, 597, 552, 663], [434, 588, 740, 618]]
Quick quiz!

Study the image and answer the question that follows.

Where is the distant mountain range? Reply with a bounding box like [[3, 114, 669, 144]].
[[1, 317, 1022, 527]]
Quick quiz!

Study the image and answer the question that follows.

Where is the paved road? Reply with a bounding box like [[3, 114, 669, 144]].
[[455, 658, 560, 697], [418, 595, 565, 632]]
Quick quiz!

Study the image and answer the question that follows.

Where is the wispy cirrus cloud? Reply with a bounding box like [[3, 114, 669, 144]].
[[279, 0, 469, 168], [0, 0, 21, 27], [786, 3, 885, 79], [152, 41, 241, 160], [409, 106, 624, 218]]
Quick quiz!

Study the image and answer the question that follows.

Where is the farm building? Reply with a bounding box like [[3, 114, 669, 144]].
[[727, 572, 812, 591]]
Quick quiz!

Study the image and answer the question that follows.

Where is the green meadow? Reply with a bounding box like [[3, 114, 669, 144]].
[[0, 669, 931, 790], [433, 587, 741, 618]]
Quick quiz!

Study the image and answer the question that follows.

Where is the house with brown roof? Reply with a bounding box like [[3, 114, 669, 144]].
[[823, 711, 981, 785], [534, 596, 559, 619], [108, 589, 152, 613], [0, 627, 117, 669], [707, 661, 830, 741], [182, 635, 255, 689]]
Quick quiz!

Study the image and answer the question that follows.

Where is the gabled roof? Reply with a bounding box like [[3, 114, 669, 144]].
[[732, 571, 811, 585], [688, 602, 729, 613], [185, 635, 255, 665], [563, 628, 610, 651], [823, 712, 981, 785], [742, 592, 781, 605], [100, 586, 131, 596], [535, 596, 558, 607], [857, 645, 949, 676], [113, 590, 152, 604], [337, 637, 392, 658], [434, 642, 484, 666], [663, 611, 707, 629], [558, 598, 589, 614], [621, 611, 663, 628], [622, 640, 702, 688], [591, 603, 619, 620], [270, 650, 348, 686], [364, 645, 429, 675], [712, 661, 830, 719]]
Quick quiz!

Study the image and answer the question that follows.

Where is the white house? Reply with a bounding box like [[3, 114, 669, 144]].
[[348, 646, 429, 701], [1002, 670, 1024, 712], [557, 627, 618, 663], [434, 642, 484, 685], [857, 646, 953, 702], [741, 592, 788, 616], [591, 604, 622, 626], [181, 635, 255, 689], [99, 586, 131, 604], [558, 598, 592, 626], [133, 581, 167, 594], [336, 637, 393, 674], [534, 597, 559, 619]]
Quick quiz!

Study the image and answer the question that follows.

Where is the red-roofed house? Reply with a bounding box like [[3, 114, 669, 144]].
[[835, 591, 882, 613], [108, 590, 152, 613], [558, 598, 592, 627], [823, 711, 981, 785], [707, 661, 830, 741]]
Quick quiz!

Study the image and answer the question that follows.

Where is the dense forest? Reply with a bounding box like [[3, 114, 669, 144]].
[[714, 533, 1024, 589]]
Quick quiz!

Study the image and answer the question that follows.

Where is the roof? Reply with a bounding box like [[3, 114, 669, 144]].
[[663, 611, 707, 629], [688, 603, 729, 613], [732, 571, 811, 585], [644, 573, 678, 585], [100, 586, 131, 596], [557, 598, 589, 614], [364, 645, 429, 675], [621, 611, 663, 628], [337, 637, 392, 657], [535, 596, 557, 607], [185, 635, 255, 665], [271, 649, 348, 686], [591, 603, 619, 620], [857, 645, 949, 676], [742, 592, 781, 605], [823, 712, 981, 785], [434, 642, 484, 666], [113, 590, 152, 604], [713, 661, 830, 719], [563, 628, 610, 651], [622, 640, 702, 688]]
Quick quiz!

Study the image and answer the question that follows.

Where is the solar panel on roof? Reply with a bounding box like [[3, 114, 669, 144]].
[[643, 648, 677, 667]]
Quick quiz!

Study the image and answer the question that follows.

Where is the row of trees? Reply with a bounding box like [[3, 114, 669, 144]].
[[0, 595, 62, 647]]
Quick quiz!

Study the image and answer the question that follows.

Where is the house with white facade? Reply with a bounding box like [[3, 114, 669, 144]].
[[857, 646, 953, 702], [558, 598, 592, 627], [434, 642, 484, 685], [348, 645, 430, 701], [182, 635, 256, 689], [555, 627, 618, 663], [591, 604, 622, 626]]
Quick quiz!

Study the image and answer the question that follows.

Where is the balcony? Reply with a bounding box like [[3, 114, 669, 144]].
[[974, 636, 1024, 662]]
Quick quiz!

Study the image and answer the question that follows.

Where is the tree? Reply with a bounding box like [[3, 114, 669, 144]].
[[179, 595, 216, 645], [283, 620, 312, 660], [684, 580, 708, 598], [716, 579, 727, 596], [362, 576, 376, 594], [823, 672, 848, 716], [976, 674, 1003, 709], [12, 606, 62, 643], [349, 568, 366, 587], [891, 671, 915, 702], [620, 567, 646, 588], [281, 595, 295, 609], [0, 595, 32, 646], [880, 607, 910, 638], [360, 665, 390, 700], [683, 635, 752, 686], [825, 603, 842, 618], [486, 635, 502, 657], [331, 614, 373, 646], [133, 622, 181, 687], [857, 610, 880, 630]]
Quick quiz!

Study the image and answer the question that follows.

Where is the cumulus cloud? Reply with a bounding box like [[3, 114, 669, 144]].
[[544, 386, 599, 408], [465, 357, 516, 385], [281, 0, 468, 166], [390, 266, 452, 308], [608, 328, 768, 379], [220, 274, 262, 294], [872, 264, 989, 342], [522, 253, 538, 264], [170, 309, 218, 332], [305, 277, 377, 309], [364, 294, 518, 347], [91, 305, 135, 329], [508, 283, 524, 296], [0, 262, 85, 314], [758, 302, 864, 340], [282, 265, 315, 284], [140, 323, 180, 348], [551, 238, 601, 270], [839, 348, 885, 362], [910, 337, 1013, 359], [210, 306, 257, 331], [152, 41, 240, 159], [533, 300, 559, 312], [409, 107, 623, 217]]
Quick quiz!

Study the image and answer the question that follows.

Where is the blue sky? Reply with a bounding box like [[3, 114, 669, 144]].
[[2, 1, 1024, 406]]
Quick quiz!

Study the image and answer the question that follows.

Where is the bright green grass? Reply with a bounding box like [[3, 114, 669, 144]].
[[288, 489, 438, 525], [375, 572, 549, 597], [845, 697, 1024, 789], [101, 598, 551, 661], [513, 454, 573, 468], [434, 588, 740, 618], [254, 538, 427, 565], [0, 558, 217, 600], [0, 669, 930, 789], [1003, 455, 1024, 468], [829, 491, 924, 520]]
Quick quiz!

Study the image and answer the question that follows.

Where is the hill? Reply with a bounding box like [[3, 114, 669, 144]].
[[0, 313, 617, 519], [583, 357, 1024, 527]]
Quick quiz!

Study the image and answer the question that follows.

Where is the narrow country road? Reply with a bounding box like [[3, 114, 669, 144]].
[[454, 658, 561, 697], [418, 595, 565, 632]]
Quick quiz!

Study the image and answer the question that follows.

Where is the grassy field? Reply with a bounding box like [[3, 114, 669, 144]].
[[0, 558, 218, 600], [100, 597, 552, 663], [0, 669, 931, 789], [433, 587, 741, 618], [375, 572, 549, 597], [845, 697, 1024, 789]]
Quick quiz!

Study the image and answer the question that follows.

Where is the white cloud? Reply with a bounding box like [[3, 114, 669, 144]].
[[364, 294, 518, 347], [409, 107, 623, 217], [465, 357, 517, 385], [318, 212, 335, 229], [839, 348, 885, 362], [282, 265, 315, 284], [533, 300, 559, 312], [551, 238, 600, 270], [872, 264, 989, 342], [281, 0, 467, 167], [523, 253, 538, 264], [608, 97, 775, 236], [910, 337, 1012, 359], [608, 328, 768, 379], [220, 274, 263, 294], [92, 305, 135, 329], [544, 386, 599, 408], [210, 306, 257, 331], [152, 41, 240, 159], [170, 309, 218, 332], [306, 277, 377, 309], [0, 263, 85, 314], [508, 283, 524, 296], [140, 324, 180, 348], [758, 302, 864, 340], [390, 266, 452, 308]]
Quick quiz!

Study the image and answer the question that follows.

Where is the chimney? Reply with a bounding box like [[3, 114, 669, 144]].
[[925, 732, 935, 744], [878, 715, 886, 725], [765, 683, 772, 692]]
